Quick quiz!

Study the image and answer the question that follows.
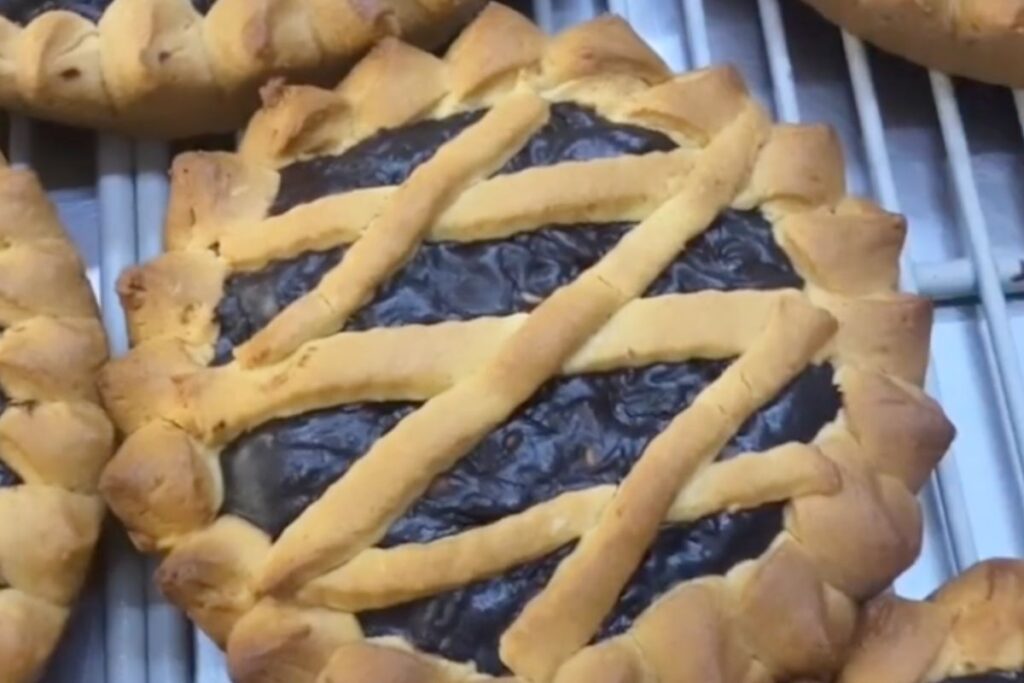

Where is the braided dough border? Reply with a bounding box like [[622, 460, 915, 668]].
[[838, 559, 1024, 683], [800, 0, 1024, 87], [98, 5, 955, 683], [0, 0, 485, 137], [0, 159, 113, 683]]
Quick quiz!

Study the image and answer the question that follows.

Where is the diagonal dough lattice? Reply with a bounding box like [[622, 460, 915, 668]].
[[99, 5, 956, 683]]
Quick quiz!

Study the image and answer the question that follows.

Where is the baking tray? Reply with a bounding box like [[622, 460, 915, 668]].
[[20, 0, 1023, 680]]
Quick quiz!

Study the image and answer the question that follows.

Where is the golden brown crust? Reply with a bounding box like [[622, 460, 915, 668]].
[[0, 0, 488, 137], [100, 420, 220, 551], [801, 0, 1024, 87], [156, 515, 270, 643], [839, 559, 1024, 683], [227, 598, 362, 683], [314, 641, 478, 683], [0, 591, 68, 683], [99, 5, 954, 683], [0, 159, 112, 683]]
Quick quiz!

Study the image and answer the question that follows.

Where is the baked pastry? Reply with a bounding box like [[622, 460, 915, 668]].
[[98, 4, 956, 682], [837, 559, 1024, 683], [0, 157, 112, 682], [800, 0, 1024, 87], [0, 0, 485, 137]]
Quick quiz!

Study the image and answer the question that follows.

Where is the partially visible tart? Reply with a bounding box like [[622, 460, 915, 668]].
[[0, 0, 485, 137], [838, 559, 1024, 683], [99, 4, 955, 683], [800, 0, 1024, 87], [0, 156, 112, 682]]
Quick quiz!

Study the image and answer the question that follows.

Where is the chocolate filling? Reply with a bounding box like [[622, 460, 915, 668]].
[[0, 389, 18, 488], [216, 104, 841, 672], [0, 0, 213, 24], [940, 674, 1024, 683]]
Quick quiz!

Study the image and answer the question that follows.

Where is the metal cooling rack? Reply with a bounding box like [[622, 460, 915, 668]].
[[22, 0, 1023, 680]]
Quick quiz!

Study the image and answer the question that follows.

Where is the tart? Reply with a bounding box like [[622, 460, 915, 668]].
[[0, 157, 112, 682], [0, 0, 485, 137], [838, 559, 1024, 683], [98, 4, 956, 682], [800, 0, 1024, 87]]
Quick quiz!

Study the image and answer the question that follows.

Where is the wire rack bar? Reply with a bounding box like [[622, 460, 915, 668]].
[[679, 0, 710, 69], [97, 132, 149, 683], [756, 0, 799, 121], [135, 141, 170, 262], [6, 115, 29, 168], [608, 0, 686, 70], [915, 256, 1024, 301], [930, 72, 1024, 513], [133, 139, 191, 683]]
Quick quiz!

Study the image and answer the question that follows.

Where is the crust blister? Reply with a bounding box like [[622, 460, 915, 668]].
[[98, 5, 954, 683]]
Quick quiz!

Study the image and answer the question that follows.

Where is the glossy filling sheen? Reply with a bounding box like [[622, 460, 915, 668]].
[[217, 104, 843, 672], [0, 0, 213, 23]]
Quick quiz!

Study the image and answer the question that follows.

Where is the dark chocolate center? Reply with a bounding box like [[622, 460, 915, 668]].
[[0, 0, 213, 24], [941, 674, 1024, 683], [216, 104, 839, 673], [0, 389, 19, 488]]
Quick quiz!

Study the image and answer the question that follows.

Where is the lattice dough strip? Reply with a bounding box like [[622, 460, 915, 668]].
[[180, 289, 788, 445], [216, 150, 695, 271], [297, 442, 837, 613]]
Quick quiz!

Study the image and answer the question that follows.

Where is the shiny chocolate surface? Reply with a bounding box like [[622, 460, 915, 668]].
[[216, 102, 838, 672]]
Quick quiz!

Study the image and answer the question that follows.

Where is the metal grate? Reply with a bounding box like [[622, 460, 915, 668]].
[[23, 0, 1023, 680]]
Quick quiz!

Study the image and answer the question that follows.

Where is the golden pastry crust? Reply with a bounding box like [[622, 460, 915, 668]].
[[838, 559, 1024, 683], [0, 0, 486, 137], [99, 4, 955, 682], [0, 159, 113, 683], [801, 0, 1024, 87]]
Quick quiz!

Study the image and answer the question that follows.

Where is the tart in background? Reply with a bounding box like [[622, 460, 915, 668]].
[[0, 155, 113, 682], [801, 0, 1024, 87], [0, 0, 486, 137]]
